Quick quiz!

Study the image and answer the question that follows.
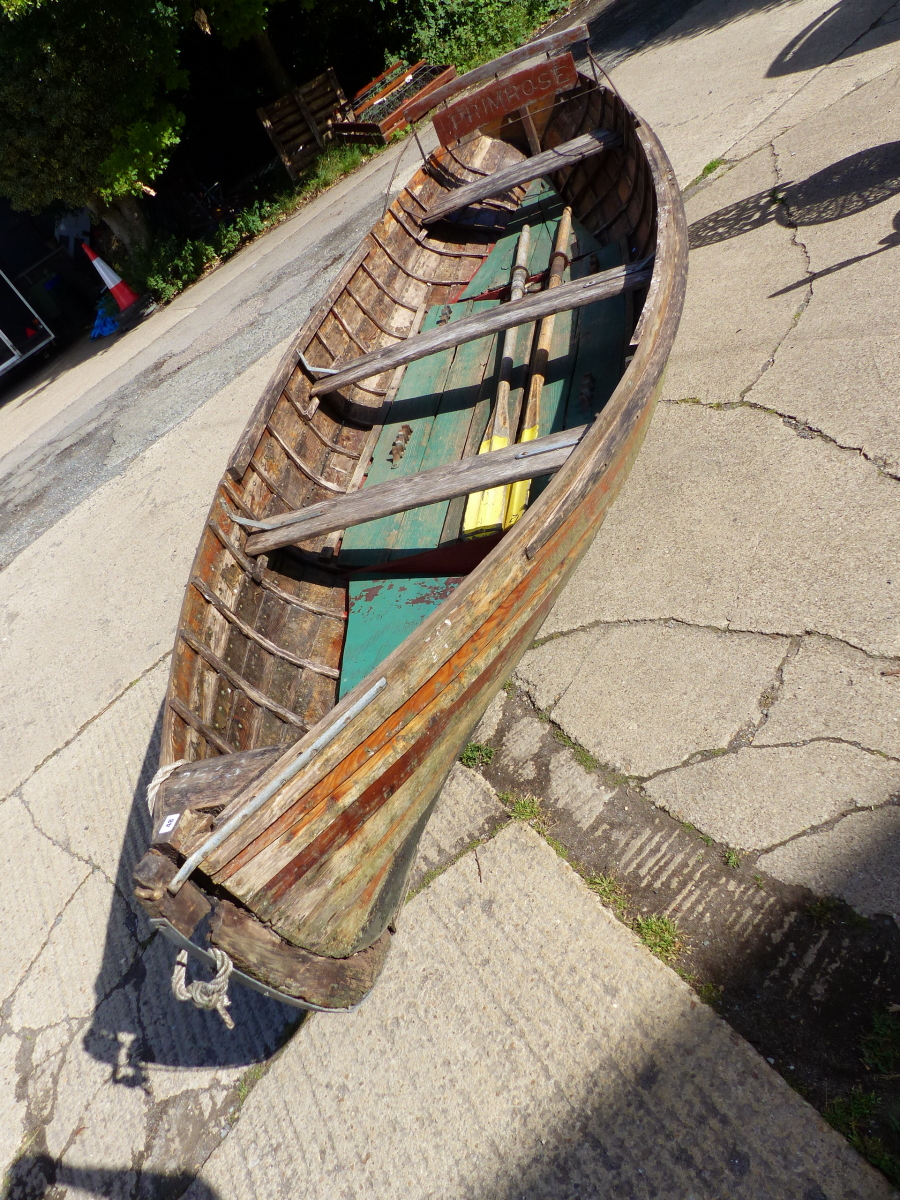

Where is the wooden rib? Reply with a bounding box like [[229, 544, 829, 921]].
[[358, 259, 420, 311], [281, 389, 361, 458], [190, 577, 340, 679], [422, 130, 620, 225], [246, 456, 298, 512], [344, 283, 409, 340], [180, 628, 309, 730], [370, 231, 469, 286], [219, 475, 255, 519], [310, 261, 653, 396], [388, 205, 489, 256], [329, 305, 370, 354], [206, 519, 345, 620], [243, 427, 584, 555], [169, 695, 236, 756], [265, 423, 350, 495]]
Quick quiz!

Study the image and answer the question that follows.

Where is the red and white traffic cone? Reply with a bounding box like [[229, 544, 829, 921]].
[[83, 245, 141, 311]]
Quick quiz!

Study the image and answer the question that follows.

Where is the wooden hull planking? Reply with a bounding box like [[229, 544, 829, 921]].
[[134, 66, 687, 1012]]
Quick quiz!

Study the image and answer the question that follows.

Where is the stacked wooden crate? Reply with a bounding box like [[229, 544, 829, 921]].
[[257, 69, 354, 182], [259, 61, 457, 180]]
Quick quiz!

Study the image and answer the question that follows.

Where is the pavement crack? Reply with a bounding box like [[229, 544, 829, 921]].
[[756, 795, 900, 856], [0, 651, 171, 807], [665, 395, 900, 477], [751, 734, 900, 765], [747, 636, 804, 743]]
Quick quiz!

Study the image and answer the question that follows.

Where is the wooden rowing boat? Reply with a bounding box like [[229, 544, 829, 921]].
[[133, 27, 688, 1021]]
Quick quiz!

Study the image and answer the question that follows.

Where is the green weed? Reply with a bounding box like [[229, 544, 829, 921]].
[[505, 792, 545, 831], [862, 1012, 900, 1075], [807, 895, 839, 926], [634, 914, 683, 963], [753, 874, 765, 890], [459, 743, 495, 768], [551, 727, 598, 771], [587, 873, 629, 919], [723, 847, 741, 870]]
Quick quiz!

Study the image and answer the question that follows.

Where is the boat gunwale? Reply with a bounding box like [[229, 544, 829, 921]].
[[169, 84, 687, 880]]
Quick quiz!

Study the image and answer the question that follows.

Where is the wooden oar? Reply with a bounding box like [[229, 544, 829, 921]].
[[307, 257, 653, 397], [462, 224, 532, 539], [505, 206, 573, 528]]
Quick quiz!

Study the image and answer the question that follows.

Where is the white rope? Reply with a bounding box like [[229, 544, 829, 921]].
[[146, 759, 189, 816], [171, 947, 235, 1029]]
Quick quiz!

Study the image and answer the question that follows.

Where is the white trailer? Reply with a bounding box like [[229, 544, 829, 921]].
[[0, 267, 53, 378]]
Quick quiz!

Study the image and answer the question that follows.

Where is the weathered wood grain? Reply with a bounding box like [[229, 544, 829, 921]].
[[148, 69, 688, 1003], [241, 426, 584, 554], [422, 130, 620, 225], [310, 260, 651, 397]]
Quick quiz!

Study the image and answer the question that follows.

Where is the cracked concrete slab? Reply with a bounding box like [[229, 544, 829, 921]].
[[8, 871, 139, 1033], [0, 798, 90, 1008], [0, 1033, 27, 1174], [0, 344, 281, 803], [759, 633, 900, 756], [611, 0, 898, 186], [188, 823, 892, 1200], [408, 762, 506, 890], [20, 659, 167, 886], [542, 403, 900, 657], [747, 66, 900, 473], [758, 804, 900, 919], [664, 146, 809, 405], [517, 622, 786, 776], [646, 742, 900, 849]]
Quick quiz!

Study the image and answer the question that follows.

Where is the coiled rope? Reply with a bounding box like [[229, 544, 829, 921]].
[[171, 947, 235, 1029], [146, 758, 189, 816]]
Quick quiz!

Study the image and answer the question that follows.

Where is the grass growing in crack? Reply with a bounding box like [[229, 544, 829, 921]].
[[681, 820, 714, 846], [862, 1012, 900, 1075], [502, 679, 517, 695], [822, 1089, 900, 1182], [502, 791, 548, 833], [808, 895, 840, 926], [551, 727, 599, 772], [587, 873, 629, 919], [459, 742, 494, 768], [824, 1088, 878, 1138], [723, 847, 741, 870], [545, 835, 571, 860], [235, 1061, 268, 1108], [686, 157, 725, 190], [753, 873, 765, 890], [676, 968, 722, 1006], [634, 914, 683, 963]]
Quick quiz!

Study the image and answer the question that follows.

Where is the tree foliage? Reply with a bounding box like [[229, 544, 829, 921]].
[[0, 0, 187, 211]]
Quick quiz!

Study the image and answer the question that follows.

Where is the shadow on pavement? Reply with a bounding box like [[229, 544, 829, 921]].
[[768, 0, 900, 76], [84, 701, 303, 1080], [3, 1156, 220, 1200], [688, 141, 900, 244]]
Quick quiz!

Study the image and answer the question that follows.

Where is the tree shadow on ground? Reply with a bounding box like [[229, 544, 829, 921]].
[[688, 139, 900, 241], [3, 1156, 220, 1200], [768, 0, 900, 76], [83, 701, 304, 1083]]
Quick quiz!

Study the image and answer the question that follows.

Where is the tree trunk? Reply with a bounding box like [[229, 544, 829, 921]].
[[253, 30, 294, 96], [91, 194, 151, 253]]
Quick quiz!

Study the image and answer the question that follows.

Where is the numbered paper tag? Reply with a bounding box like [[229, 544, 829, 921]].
[[158, 812, 180, 835]]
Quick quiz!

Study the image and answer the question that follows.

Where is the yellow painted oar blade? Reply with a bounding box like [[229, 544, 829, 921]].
[[462, 435, 510, 537], [503, 424, 539, 528]]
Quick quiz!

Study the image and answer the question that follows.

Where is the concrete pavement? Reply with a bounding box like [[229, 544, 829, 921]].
[[2, 0, 900, 1195]]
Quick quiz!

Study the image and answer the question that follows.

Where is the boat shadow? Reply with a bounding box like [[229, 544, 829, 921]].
[[2, 1156, 220, 1200], [83, 700, 304, 1081]]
